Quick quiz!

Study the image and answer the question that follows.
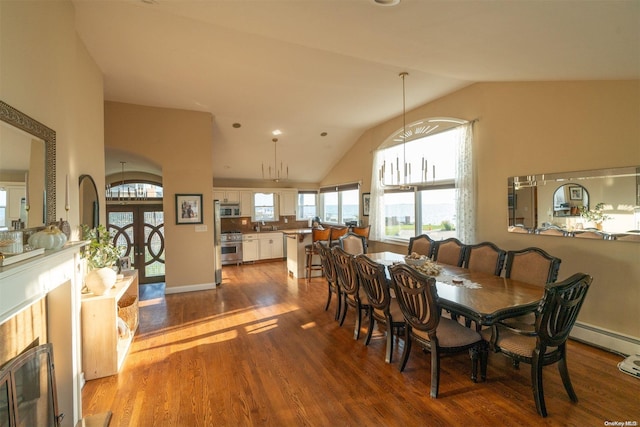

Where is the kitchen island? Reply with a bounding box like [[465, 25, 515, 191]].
[[282, 228, 322, 279]]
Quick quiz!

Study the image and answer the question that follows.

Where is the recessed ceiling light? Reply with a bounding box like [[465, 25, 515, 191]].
[[272, 129, 282, 136], [232, 123, 241, 128], [372, 0, 400, 6]]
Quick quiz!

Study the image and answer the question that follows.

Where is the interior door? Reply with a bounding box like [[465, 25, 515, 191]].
[[107, 204, 165, 284]]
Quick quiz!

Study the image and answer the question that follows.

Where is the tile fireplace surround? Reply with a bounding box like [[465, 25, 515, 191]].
[[0, 242, 86, 427]]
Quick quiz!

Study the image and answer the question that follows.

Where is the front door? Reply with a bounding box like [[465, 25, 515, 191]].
[[107, 204, 165, 284]]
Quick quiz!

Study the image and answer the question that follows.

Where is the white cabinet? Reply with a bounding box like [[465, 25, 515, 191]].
[[213, 189, 240, 203], [243, 233, 259, 262], [258, 232, 284, 260], [240, 191, 253, 217], [279, 190, 297, 216]]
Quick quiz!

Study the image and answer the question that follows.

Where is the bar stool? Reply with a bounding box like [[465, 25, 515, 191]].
[[329, 226, 348, 247], [305, 228, 331, 280]]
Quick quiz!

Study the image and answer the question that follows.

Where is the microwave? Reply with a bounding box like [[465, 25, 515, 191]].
[[220, 203, 241, 218]]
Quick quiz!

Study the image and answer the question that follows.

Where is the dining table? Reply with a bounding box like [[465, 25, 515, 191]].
[[366, 251, 545, 327]]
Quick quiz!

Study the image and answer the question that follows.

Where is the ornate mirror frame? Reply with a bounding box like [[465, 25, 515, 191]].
[[0, 100, 56, 225]]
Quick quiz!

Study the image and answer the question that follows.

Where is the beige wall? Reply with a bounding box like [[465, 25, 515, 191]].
[[324, 80, 640, 341], [104, 102, 215, 290]]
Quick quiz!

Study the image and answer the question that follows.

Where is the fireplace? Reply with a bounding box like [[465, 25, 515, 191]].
[[0, 343, 62, 426]]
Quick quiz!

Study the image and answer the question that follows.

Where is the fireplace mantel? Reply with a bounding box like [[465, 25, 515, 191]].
[[0, 241, 87, 427]]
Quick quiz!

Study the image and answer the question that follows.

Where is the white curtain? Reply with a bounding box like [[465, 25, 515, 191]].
[[455, 122, 475, 243], [369, 150, 385, 241]]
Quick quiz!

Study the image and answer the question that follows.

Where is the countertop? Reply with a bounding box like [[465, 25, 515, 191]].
[[281, 228, 312, 236]]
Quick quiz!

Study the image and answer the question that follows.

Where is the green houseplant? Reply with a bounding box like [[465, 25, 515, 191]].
[[579, 202, 611, 229], [81, 224, 123, 295]]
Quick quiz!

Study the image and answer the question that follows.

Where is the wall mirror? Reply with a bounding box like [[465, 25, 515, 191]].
[[79, 174, 99, 229], [0, 101, 56, 229], [508, 166, 640, 241]]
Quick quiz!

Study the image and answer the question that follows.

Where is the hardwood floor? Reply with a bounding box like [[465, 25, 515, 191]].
[[82, 261, 640, 426]]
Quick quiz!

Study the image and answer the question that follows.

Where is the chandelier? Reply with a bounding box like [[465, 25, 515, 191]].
[[378, 72, 432, 189], [262, 137, 288, 182]]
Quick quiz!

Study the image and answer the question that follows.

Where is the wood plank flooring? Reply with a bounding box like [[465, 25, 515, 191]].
[[82, 261, 640, 426]]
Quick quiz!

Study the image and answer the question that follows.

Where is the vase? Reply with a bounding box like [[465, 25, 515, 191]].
[[85, 267, 117, 296]]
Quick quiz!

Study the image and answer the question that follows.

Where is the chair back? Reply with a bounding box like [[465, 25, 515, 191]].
[[329, 226, 349, 245], [350, 225, 371, 239], [536, 273, 592, 348], [312, 227, 331, 243], [408, 234, 435, 258], [353, 255, 391, 314], [315, 241, 336, 284], [505, 247, 561, 286], [432, 238, 465, 266], [572, 230, 608, 239], [536, 227, 568, 237], [389, 263, 440, 334], [332, 246, 359, 297], [463, 242, 506, 276], [339, 232, 367, 255]]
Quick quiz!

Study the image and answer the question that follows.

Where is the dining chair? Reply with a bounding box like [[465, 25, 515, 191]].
[[304, 228, 331, 281], [508, 225, 531, 234], [350, 225, 371, 251], [432, 237, 465, 267], [353, 254, 405, 363], [463, 241, 506, 276], [332, 246, 369, 340], [481, 273, 592, 417], [389, 263, 487, 398], [572, 230, 609, 239], [536, 226, 568, 237], [339, 232, 367, 255], [315, 241, 341, 320], [407, 234, 435, 258], [329, 226, 349, 247], [505, 247, 561, 286]]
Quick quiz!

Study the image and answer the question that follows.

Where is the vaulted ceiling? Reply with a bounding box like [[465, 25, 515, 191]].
[[72, 0, 640, 183]]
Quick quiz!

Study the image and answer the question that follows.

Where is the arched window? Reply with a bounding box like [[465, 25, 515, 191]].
[[106, 181, 163, 201], [370, 118, 475, 243]]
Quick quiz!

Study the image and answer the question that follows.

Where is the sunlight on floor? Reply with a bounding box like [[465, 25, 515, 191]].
[[300, 321, 316, 330]]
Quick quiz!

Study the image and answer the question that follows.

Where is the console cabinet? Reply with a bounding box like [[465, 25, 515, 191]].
[[81, 270, 139, 380]]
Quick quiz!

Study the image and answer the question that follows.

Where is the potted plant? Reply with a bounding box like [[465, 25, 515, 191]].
[[579, 202, 611, 230], [81, 224, 123, 295]]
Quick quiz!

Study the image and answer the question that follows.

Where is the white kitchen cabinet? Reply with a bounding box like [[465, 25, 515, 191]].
[[240, 190, 253, 217], [213, 188, 240, 203], [258, 232, 284, 260], [243, 233, 259, 262], [279, 190, 297, 216]]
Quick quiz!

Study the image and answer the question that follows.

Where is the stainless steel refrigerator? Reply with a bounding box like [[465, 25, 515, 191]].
[[213, 200, 222, 285]]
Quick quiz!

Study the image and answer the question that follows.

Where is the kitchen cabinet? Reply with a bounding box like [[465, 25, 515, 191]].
[[279, 190, 297, 216], [213, 189, 240, 203], [258, 232, 284, 260], [243, 233, 259, 262], [81, 270, 139, 380], [240, 191, 253, 217]]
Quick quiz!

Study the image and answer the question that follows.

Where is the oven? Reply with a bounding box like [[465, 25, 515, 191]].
[[220, 203, 241, 218], [221, 231, 243, 265]]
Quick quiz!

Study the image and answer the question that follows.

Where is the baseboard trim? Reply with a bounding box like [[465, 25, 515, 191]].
[[571, 321, 640, 356], [164, 282, 217, 295]]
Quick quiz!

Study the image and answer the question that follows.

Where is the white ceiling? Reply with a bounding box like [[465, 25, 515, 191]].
[[72, 0, 640, 183]]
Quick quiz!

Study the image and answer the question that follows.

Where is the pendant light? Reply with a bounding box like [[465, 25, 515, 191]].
[[262, 138, 288, 182]]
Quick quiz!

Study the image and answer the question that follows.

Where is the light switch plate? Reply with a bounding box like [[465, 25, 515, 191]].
[[195, 225, 207, 232]]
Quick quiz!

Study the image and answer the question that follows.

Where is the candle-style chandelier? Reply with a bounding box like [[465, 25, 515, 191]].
[[262, 137, 288, 182]]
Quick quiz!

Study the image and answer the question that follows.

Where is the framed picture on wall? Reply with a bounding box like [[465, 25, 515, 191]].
[[362, 193, 371, 216], [176, 194, 203, 224], [569, 186, 583, 200]]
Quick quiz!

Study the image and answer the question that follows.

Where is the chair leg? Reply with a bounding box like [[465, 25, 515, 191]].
[[339, 295, 348, 326], [531, 348, 548, 417], [430, 347, 440, 398], [399, 328, 412, 372], [480, 341, 488, 381], [469, 347, 478, 383], [353, 302, 362, 340], [558, 349, 578, 402], [385, 317, 394, 364], [364, 308, 375, 346], [334, 290, 342, 321], [324, 283, 332, 311]]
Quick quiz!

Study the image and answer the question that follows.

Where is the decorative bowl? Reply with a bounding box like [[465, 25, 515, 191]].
[[404, 256, 427, 266]]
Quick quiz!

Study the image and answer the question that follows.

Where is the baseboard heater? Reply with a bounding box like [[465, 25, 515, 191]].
[[571, 321, 640, 357]]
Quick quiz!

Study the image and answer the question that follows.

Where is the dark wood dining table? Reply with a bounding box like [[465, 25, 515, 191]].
[[366, 251, 545, 327]]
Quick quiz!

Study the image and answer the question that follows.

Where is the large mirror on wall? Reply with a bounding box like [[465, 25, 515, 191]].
[[0, 101, 56, 230], [79, 174, 99, 229], [508, 166, 640, 242]]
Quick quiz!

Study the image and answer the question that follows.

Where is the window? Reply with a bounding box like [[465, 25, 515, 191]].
[[319, 183, 360, 225], [254, 192, 276, 221], [106, 182, 163, 200], [297, 191, 317, 220], [371, 120, 474, 242]]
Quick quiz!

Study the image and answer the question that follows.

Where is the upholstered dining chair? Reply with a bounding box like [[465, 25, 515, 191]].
[[572, 230, 609, 239], [304, 227, 331, 281], [315, 241, 341, 321], [353, 254, 405, 363], [536, 226, 569, 237], [463, 242, 507, 276], [332, 246, 369, 340], [481, 273, 592, 417], [329, 226, 349, 247], [350, 225, 371, 251], [338, 232, 367, 255], [389, 263, 487, 398], [432, 237, 465, 267], [407, 234, 435, 258]]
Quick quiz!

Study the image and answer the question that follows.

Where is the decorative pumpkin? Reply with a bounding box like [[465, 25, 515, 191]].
[[28, 225, 67, 250]]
